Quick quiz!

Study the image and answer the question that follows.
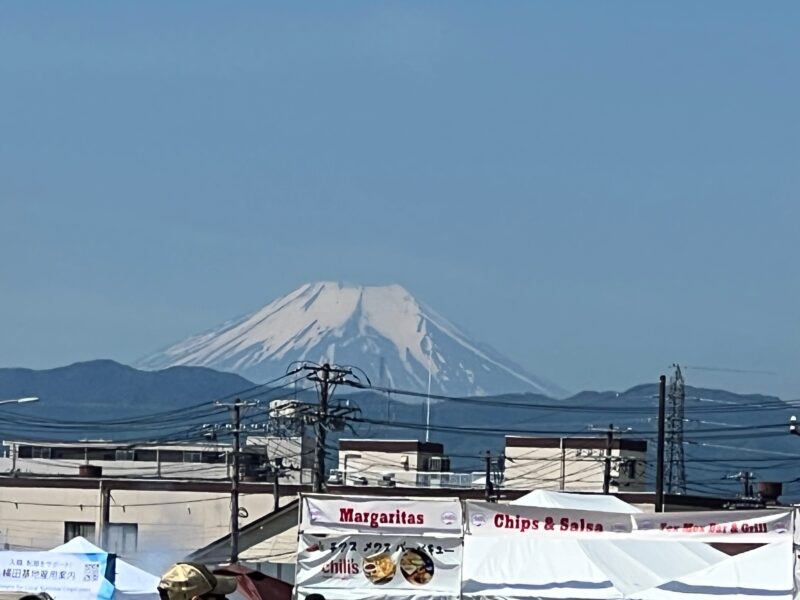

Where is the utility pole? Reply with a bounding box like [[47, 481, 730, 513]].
[[97, 480, 110, 549], [299, 363, 365, 493], [315, 364, 329, 493], [267, 457, 288, 513], [656, 375, 667, 513], [484, 451, 494, 502], [216, 397, 260, 564], [603, 424, 614, 494], [231, 400, 241, 563], [588, 424, 622, 494], [272, 462, 281, 512]]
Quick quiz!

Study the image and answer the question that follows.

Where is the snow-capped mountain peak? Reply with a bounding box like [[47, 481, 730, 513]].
[[138, 282, 564, 398]]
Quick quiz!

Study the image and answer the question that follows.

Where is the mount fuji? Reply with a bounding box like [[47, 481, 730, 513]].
[[137, 282, 565, 398]]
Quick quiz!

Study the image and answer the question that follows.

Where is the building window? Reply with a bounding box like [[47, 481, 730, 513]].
[[115, 450, 135, 461], [134, 450, 157, 462], [65, 521, 95, 543], [64, 522, 138, 555], [159, 450, 183, 462], [203, 452, 227, 464], [107, 524, 138, 555], [86, 448, 116, 461], [32, 446, 51, 459], [19, 446, 53, 459], [183, 452, 202, 463], [51, 447, 87, 460]]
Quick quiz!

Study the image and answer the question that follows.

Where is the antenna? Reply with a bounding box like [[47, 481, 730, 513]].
[[422, 334, 433, 443]]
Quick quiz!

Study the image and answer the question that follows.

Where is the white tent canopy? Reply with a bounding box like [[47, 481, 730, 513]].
[[463, 536, 627, 599], [512, 490, 643, 513], [51, 537, 159, 596], [465, 492, 792, 600], [633, 541, 795, 600]]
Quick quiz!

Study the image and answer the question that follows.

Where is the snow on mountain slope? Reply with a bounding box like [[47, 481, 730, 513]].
[[137, 282, 565, 398]]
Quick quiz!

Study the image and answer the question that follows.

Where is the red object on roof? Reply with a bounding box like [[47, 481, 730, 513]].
[[213, 565, 292, 600]]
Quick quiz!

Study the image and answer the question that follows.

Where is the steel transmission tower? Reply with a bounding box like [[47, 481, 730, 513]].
[[665, 364, 687, 494]]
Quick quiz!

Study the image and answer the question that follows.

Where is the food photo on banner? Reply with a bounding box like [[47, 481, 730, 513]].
[[296, 534, 461, 595], [0, 552, 116, 600], [295, 495, 463, 600]]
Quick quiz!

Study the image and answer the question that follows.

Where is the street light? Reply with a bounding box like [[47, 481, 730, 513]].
[[0, 396, 39, 406]]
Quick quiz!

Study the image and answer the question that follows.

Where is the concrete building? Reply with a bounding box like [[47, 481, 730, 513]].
[[0, 475, 296, 575], [331, 439, 484, 488], [1, 437, 313, 484], [503, 435, 647, 492]]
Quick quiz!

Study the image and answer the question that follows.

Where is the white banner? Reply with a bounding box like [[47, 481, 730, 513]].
[[631, 509, 793, 543], [464, 500, 633, 538], [0, 552, 115, 600], [296, 533, 461, 599], [301, 494, 462, 536]]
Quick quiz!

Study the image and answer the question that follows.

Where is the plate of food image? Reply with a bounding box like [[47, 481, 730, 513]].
[[362, 552, 396, 585], [399, 549, 434, 585]]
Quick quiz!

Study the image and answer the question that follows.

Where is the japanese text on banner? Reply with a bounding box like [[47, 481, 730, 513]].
[[296, 534, 462, 595]]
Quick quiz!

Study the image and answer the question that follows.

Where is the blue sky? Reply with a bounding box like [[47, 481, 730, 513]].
[[1, 2, 798, 398]]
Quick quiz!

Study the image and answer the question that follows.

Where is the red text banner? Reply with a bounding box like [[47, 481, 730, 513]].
[[464, 500, 633, 538], [300, 494, 463, 535], [631, 509, 793, 543]]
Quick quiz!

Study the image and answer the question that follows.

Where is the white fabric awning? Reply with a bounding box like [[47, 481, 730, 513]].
[[632, 541, 795, 600]]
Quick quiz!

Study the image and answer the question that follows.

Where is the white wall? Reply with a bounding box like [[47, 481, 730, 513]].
[[336, 449, 421, 486], [0, 485, 281, 574], [504, 446, 647, 492], [0, 457, 229, 479]]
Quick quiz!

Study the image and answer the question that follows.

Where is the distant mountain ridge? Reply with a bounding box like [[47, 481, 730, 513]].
[[0, 360, 252, 425], [137, 282, 565, 398]]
